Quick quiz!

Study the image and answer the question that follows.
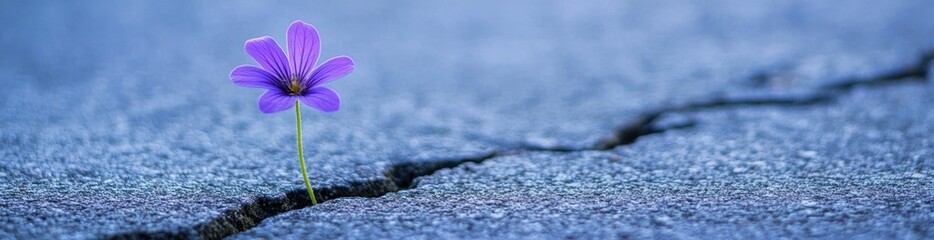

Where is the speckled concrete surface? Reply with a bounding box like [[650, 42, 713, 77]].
[[1, 0, 933, 239], [235, 83, 933, 239]]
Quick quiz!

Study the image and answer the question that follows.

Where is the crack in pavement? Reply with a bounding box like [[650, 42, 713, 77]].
[[592, 92, 835, 151], [107, 51, 933, 240], [597, 51, 934, 151]]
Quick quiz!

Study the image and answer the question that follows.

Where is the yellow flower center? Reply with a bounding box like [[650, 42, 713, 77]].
[[289, 80, 301, 95]]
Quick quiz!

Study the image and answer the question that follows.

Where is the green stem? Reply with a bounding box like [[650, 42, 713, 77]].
[[295, 101, 317, 205]]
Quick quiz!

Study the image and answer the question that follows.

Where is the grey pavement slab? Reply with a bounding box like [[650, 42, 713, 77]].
[[1, 0, 933, 239], [234, 82, 934, 239]]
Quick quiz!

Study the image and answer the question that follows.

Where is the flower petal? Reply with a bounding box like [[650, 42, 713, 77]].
[[257, 90, 297, 114], [299, 87, 340, 112], [230, 65, 280, 89], [245, 36, 291, 81], [287, 21, 321, 81], [306, 56, 354, 88]]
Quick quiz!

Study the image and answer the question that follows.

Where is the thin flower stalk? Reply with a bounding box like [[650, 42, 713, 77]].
[[230, 20, 354, 204]]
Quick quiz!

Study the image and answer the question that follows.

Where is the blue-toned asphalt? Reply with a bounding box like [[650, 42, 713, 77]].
[[1, 1, 932, 239]]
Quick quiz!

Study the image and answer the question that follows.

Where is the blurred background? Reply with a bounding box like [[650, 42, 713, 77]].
[[1, 1, 933, 238], [3, 1, 932, 149]]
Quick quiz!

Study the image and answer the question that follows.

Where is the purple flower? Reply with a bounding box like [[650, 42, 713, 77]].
[[231, 20, 354, 114]]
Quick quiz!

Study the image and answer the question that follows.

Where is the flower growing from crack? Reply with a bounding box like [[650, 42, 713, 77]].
[[230, 20, 354, 205], [231, 21, 353, 114]]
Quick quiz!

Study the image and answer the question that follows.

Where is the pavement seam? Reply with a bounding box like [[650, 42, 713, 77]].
[[596, 51, 933, 151], [106, 51, 932, 240]]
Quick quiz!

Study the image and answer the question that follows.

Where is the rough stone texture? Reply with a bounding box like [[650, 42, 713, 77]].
[[1, 0, 933, 239], [235, 82, 934, 239]]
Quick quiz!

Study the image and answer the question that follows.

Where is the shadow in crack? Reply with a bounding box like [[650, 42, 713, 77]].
[[107, 51, 933, 240]]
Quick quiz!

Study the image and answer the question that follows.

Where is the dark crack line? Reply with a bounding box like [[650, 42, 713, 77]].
[[106, 51, 932, 240], [820, 52, 933, 91], [105, 152, 501, 240], [596, 51, 931, 151], [593, 92, 836, 151]]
